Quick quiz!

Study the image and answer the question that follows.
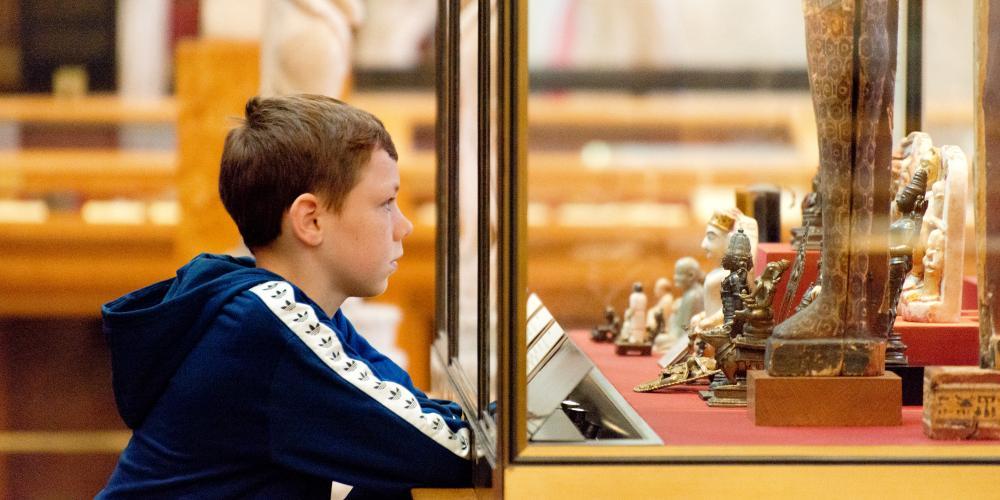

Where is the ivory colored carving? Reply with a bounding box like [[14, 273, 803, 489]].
[[653, 257, 705, 354], [899, 145, 968, 322]]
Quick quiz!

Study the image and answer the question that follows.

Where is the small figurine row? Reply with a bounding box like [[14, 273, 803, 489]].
[[589, 256, 705, 354]]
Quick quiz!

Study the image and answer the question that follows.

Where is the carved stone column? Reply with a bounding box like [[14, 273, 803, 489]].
[[975, 0, 1000, 369], [766, 0, 896, 376]]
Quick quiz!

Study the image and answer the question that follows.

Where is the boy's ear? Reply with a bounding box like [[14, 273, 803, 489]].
[[287, 193, 324, 247]]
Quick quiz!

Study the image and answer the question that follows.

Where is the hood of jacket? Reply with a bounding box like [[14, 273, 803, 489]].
[[102, 253, 276, 429]]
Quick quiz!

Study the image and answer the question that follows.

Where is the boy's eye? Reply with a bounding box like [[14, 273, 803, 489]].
[[383, 197, 396, 211]]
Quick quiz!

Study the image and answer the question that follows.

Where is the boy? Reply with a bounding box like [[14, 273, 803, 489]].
[[98, 95, 471, 499]]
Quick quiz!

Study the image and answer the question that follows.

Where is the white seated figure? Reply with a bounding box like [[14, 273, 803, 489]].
[[652, 257, 704, 354], [646, 277, 674, 337], [688, 208, 758, 336], [899, 145, 968, 323], [260, 0, 364, 98]]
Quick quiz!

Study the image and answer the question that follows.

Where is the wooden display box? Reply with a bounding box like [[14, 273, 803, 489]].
[[748, 370, 901, 426], [923, 366, 1000, 440]]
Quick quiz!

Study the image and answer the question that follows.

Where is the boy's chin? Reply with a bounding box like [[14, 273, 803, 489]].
[[352, 280, 389, 298]]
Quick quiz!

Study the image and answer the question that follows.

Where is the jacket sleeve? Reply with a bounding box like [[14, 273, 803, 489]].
[[333, 311, 466, 425], [250, 282, 472, 494]]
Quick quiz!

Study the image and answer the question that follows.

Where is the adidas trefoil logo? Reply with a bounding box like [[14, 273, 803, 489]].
[[388, 387, 402, 400], [373, 381, 386, 391], [263, 282, 279, 291], [319, 337, 333, 348], [343, 360, 358, 372], [357, 370, 370, 382], [404, 398, 416, 409], [270, 288, 287, 299], [328, 351, 342, 362], [280, 300, 295, 311], [293, 311, 309, 323], [305, 323, 321, 335]]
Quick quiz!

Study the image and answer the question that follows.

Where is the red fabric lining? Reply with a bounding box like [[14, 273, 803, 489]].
[[569, 330, 989, 446]]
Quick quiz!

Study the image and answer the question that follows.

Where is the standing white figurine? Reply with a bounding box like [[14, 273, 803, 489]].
[[627, 282, 648, 344]]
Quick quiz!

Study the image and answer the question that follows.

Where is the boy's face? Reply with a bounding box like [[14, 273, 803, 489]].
[[319, 148, 413, 299]]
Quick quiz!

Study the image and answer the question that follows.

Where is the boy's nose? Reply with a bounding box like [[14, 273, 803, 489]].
[[396, 211, 414, 240]]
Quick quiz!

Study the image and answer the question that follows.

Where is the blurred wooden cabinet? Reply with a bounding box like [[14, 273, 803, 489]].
[[0, 37, 837, 498]]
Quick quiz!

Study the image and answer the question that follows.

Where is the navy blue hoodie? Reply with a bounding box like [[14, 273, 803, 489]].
[[98, 254, 471, 499]]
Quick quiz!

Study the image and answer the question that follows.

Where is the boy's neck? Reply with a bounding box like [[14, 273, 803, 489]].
[[253, 248, 345, 315]]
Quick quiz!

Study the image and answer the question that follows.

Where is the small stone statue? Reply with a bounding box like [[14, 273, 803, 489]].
[[590, 306, 620, 342], [627, 282, 648, 344], [899, 145, 969, 323], [615, 282, 653, 355], [649, 309, 667, 342], [653, 257, 704, 353], [646, 277, 674, 334]]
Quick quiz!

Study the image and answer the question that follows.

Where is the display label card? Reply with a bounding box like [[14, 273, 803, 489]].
[[525, 293, 567, 380]]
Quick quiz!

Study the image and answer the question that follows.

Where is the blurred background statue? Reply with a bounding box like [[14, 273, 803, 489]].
[[260, 0, 364, 98]]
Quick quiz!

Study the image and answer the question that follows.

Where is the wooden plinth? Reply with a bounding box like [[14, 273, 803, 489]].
[[747, 370, 901, 426]]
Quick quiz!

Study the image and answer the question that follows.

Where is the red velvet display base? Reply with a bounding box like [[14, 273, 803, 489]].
[[570, 330, 992, 445], [894, 311, 980, 366], [963, 276, 978, 310]]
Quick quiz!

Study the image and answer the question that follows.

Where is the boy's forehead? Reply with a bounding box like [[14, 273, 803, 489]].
[[359, 148, 400, 184]]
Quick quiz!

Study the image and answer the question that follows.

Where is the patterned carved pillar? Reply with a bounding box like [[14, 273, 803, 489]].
[[767, 0, 897, 377], [975, 0, 1000, 369]]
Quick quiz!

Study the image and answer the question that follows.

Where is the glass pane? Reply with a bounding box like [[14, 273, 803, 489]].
[[524, 0, 816, 444], [485, 0, 500, 429], [456, 0, 481, 396], [519, 0, 982, 455]]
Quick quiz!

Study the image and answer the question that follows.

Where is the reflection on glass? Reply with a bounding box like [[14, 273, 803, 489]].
[[457, 0, 481, 395], [524, 0, 818, 445]]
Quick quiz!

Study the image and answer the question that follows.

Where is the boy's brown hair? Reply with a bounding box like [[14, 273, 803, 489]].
[[219, 94, 398, 249]]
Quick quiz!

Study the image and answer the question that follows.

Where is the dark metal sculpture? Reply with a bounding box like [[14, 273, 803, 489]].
[[877, 168, 930, 364], [708, 259, 790, 407], [720, 230, 753, 339], [591, 306, 620, 342], [790, 174, 823, 251]]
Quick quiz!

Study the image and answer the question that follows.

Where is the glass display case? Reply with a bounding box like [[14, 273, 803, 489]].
[[432, 0, 1000, 496]]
